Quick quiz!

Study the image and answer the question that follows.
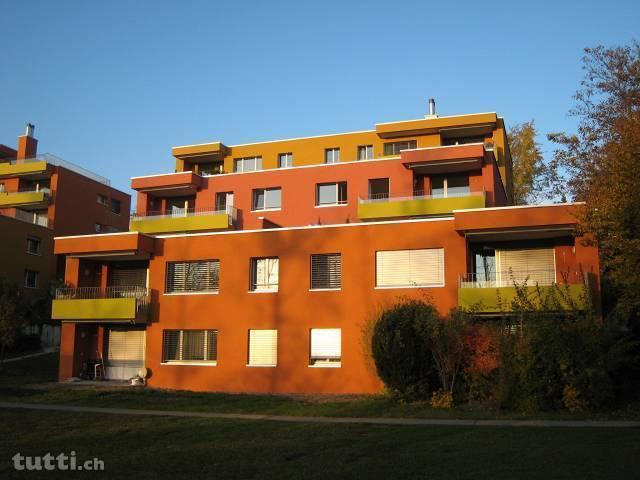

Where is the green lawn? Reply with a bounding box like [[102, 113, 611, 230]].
[[0, 409, 638, 480], [1, 352, 640, 421]]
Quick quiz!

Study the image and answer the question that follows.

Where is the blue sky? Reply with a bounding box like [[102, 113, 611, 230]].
[[1, 0, 638, 196]]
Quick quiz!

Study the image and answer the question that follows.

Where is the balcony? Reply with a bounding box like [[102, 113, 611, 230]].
[[129, 207, 236, 234], [0, 188, 51, 209], [458, 270, 588, 313], [0, 154, 110, 185], [358, 191, 485, 220], [52, 286, 150, 322]]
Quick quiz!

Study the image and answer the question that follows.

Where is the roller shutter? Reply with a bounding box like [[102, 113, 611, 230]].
[[496, 248, 555, 286]]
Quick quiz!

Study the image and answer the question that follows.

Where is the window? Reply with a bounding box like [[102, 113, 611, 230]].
[[162, 329, 217, 364], [215, 192, 234, 212], [248, 329, 278, 366], [357, 145, 373, 160], [368, 178, 389, 200], [325, 148, 340, 164], [95, 223, 102, 233], [383, 140, 417, 156], [315, 182, 347, 206], [23, 269, 38, 289], [278, 153, 293, 168], [442, 136, 485, 146], [97, 194, 107, 205], [166, 260, 220, 293], [252, 187, 282, 211], [496, 248, 555, 286], [310, 329, 341, 367], [310, 253, 341, 290], [110, 198, 121, 215], [250, 257, 279, 292], [26, 236, 41, 255], [430, 175, 470, 198], [376, 248, 445, 288], [234, 156, 262, 172]]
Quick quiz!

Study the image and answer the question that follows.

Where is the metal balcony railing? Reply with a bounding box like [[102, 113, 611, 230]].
[[2, 209, 51, 228], [359, 189, 484, 204], [6, 153, 110, 186], [131, 206, 237, 225], [459, 270, 584, 288], [55, 286, 150, 313]]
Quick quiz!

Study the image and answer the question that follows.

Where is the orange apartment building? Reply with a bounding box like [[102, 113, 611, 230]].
[[0, 125, 130, 304], [52, 102, 600, 394]]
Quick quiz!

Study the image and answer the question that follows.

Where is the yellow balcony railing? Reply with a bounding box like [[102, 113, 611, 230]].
[[129, 207, 235, 234], [357, 191, 485, 220], [457, 271, 589, 313], [0, 189, 50, 208], [0, 160, 48, 177], [52, 286, 149, 322]]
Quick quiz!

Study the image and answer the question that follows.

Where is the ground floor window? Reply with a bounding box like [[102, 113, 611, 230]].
[[162, 329, 218, 364], [309, 328, 341, 367]]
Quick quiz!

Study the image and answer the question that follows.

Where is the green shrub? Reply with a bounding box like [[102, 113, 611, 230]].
[[370, 299, 438, 400]]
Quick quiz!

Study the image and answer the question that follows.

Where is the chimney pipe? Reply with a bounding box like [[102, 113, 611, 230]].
[[25, 123, 35, 137], [428, 98, 436, 117]]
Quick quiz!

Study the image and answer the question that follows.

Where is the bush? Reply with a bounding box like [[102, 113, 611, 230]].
[[11, 334, 41, 354], [370, 299, 439, 400]]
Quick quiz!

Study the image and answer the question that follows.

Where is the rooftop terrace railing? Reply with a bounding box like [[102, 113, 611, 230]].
[[5, 153, 111, 186]]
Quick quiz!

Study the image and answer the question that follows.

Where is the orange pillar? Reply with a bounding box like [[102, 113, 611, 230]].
[[58, 323, 78, 380]]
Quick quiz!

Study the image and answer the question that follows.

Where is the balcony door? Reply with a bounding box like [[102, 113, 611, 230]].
[[495, 248, 555, 286]]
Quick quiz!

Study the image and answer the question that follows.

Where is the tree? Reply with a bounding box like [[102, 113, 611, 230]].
[[508, 120, 545, 205], [0, 279, 26, 366], [546, 41, 640, 330]]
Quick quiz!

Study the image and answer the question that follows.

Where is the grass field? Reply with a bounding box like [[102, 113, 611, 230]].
[[1, 352, 639, 479], [1, 409, 638, 480], [1, 353, 640, 422]]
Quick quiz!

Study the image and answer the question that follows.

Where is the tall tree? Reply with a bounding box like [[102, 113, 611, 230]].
[[0, 279, 25, 367], [508, 120, 545, 205], [547, 41, 640, 329]]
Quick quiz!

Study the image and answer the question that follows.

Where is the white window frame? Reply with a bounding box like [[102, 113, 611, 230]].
[[247, 329, 278, 367], [26, 236, 41, 256], [161, 329, 218, 366], [375, 248, 445, 289], [357, 145, 373, 160], [234, 156, 262, 172], [250, 257, 279, 292], [315, 182, 347, 207], [324, 148, 340, 164], [252, 187, 282, 211], [430, 175, 470, 198], [23, 269, 39, 289], [278, 153, 293, 168], [165, 260, 220, 294], [309, 328, 341, 367]]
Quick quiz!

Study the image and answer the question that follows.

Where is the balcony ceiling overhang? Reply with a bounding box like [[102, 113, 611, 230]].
[[405, 158, 483, 175], [68, 251, 151, 262], [463, 226, 576, 243], [375, 113, 498, 139], [439, 124, 494, 139], [131, 171, 203, 196], [54, 232, 155, 257], [172, 141, 229, 163]]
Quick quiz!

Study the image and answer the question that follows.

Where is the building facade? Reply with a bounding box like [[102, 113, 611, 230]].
[[52, 106, 600, 394], [0, 125, 130, 302]]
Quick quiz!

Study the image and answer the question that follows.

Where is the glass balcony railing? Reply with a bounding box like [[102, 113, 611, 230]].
[[0, 153, 110, 185]]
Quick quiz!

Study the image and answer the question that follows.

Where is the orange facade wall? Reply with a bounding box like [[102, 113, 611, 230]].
[[137, 154, 502, 230], [49, 167, 130, 236], [143, 218, 465, 394]]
